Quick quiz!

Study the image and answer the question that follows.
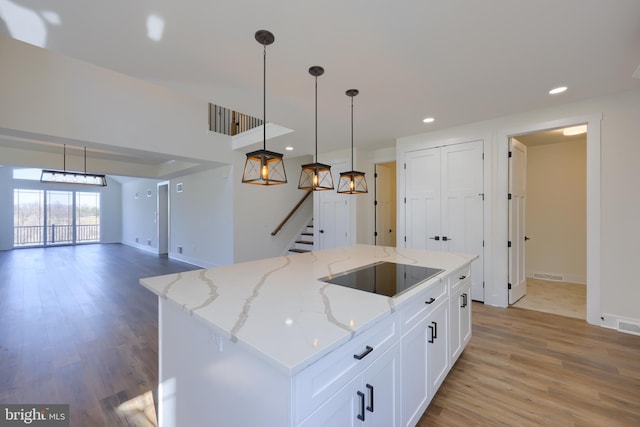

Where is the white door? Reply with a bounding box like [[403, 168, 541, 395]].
[[157, 182, 169, 254], [508, 138, 527, 304], [441, 141, 484, 301], [318, 161, 350, 250], [404, 149, 441, 250], [375, 163, 395, 246]]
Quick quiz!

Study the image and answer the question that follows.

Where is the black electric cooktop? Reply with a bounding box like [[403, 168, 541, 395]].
[[320, 262, 443, 297]]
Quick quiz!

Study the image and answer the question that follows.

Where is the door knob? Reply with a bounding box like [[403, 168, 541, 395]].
[[524, 236, 530, 241], [319, 230, 324, 234]]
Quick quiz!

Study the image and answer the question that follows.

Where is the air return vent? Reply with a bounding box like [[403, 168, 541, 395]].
[[617, 320, 640, 336], [532, 272, 564, 281]]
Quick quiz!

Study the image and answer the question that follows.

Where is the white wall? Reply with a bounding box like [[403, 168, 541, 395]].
[[0, 35, 231, 167], [0, 167, 15, 250], [121, 178, 162, 253], [233, 152, 313, 263], [169, 166, 234, 268], [526, 139, 586, 283], [397, 88, 640, 328]]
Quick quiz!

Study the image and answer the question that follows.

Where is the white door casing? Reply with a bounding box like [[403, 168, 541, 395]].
[[508, 138, 527, 304]]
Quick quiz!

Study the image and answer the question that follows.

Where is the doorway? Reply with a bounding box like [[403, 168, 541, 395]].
[[375, 162, 396, 247], [157, 182, 169, 255], [507, 126, 588, 319]]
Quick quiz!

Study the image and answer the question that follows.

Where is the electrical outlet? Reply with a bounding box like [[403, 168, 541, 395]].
[[177, 246, 183, 254], [135, 237, 139, 243], [147, 239, 151, 246]]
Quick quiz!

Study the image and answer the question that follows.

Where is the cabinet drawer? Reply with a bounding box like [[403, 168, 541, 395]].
[[448, 264, 471, 294], [295, 314, 398, 423], [399, 280, 447, 334]]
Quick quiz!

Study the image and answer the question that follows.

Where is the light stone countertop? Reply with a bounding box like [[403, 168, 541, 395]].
[[140, 244, 477, 375]]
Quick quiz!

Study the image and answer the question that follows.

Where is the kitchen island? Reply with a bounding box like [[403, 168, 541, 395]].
[[141, 244, 477, 427]]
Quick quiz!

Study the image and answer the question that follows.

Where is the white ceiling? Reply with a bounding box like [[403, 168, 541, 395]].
[[1, 0, 639, 168]]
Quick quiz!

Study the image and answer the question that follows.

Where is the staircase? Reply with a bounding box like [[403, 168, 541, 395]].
[[288, 221, 314, 255]]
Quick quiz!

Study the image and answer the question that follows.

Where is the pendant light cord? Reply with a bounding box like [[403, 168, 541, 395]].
[[263, 44, 267, 151], [315, 75, 318, 161], [350, 95, 354, 169]]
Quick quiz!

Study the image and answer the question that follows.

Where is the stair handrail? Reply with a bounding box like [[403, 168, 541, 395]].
[[272, 191, 312, 236]]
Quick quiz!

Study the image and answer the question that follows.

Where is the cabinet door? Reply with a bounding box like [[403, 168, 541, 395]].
[[400, 316, 429, 427], [459, 281, 472, 350], [363, 345, 400, 427], [449, 287, 462, 363], [299, 346, 399, 427], [427, 301, 449, 397], [298, 376, 361, 427]]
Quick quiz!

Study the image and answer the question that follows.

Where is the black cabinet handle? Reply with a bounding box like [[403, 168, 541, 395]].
[[425, 297, 436, 305], [428, 325, 434, 343], [432, 321, 438, 339], [463, 293, 468, 307], [459, 275, 467, 280], [366, 384, 374, 413], [357, 391, 365, 421], [460, 294, 465, 308], [353, 345, 373, 360], [442, 236, 451, 241], [429, 236, 440, 241]]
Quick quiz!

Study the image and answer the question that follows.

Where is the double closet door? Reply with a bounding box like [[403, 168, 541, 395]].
[[404, 141, 484, 301]]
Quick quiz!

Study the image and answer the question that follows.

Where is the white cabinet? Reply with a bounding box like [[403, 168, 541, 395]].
[[403, 141, 485, 301], [300, 345, 400, 427], [399, 291, 449, 427], [449, 273, 472, 364]]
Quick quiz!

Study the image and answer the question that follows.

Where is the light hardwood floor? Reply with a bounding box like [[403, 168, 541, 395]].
[[1, 245, 639, 426], [512, 278, 586, 319]]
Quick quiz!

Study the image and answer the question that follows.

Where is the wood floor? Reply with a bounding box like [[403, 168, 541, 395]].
[[512, 278, 587, 320], [419, 303, 640, 427], [0, 244, 199, 426], [1, 245, 639, 426]]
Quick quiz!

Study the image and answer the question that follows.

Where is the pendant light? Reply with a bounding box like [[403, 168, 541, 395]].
[[337, 89, 367, 194], [298, 66, 334, 191], [41, 145, 107, 186], [242, 30, 287, 185]]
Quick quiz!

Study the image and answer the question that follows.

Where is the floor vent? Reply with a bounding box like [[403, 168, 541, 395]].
[[532, 272, 564, 281], [617, 320, 640, 336]]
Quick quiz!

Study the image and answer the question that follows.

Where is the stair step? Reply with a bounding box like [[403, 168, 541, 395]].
[[289, 248, 311, 253]]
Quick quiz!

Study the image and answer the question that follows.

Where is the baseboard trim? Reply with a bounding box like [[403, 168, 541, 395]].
[[122, 240, 158, 255], [168, 252, 216, 269]]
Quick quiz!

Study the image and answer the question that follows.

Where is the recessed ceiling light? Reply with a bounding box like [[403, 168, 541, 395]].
[[549, 86, 567, 95], [423, 117, 435, 123], [285, 146, 294, 151]]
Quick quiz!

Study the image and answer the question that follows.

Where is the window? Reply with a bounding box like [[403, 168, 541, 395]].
[[13, 189, 101, 247]]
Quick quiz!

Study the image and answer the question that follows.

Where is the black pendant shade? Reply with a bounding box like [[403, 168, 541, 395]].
[[337, 89, 367, 194], [242, 30, 287, 185], [298, 66, 334, 191]]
